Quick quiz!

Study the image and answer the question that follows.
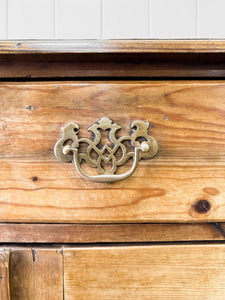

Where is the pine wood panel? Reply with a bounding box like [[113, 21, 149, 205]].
[[2, 40, 225, 54], [0, 249, 10, 300], [64, 245, 225, 299], [0, 223, 225, 243], [1, 81, 225, 223], [9, 248, 63, 300]]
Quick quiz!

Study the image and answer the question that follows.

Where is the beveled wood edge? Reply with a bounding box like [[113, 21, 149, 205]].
[[0, 223, 225, 243], [1, 40, 225, 54]]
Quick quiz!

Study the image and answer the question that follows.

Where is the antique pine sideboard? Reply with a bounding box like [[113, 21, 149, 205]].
[[1, 40, 225, 299]]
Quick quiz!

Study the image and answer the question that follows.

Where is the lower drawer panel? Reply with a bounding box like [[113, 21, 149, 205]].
[[64, 245, 225, 300], [2, 245, 225, 299]]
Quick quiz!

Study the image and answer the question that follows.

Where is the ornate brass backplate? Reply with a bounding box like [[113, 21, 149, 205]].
[[54, 117, 158, 183]]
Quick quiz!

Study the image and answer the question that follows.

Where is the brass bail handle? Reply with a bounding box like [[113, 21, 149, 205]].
[[54, 117, 158, 183]]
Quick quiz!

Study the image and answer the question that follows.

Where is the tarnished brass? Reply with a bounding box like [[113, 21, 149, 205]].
[[54, 117, 158, 183]]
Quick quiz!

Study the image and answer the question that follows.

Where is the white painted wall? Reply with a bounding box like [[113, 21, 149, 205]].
[[0, 0, 225, 39]]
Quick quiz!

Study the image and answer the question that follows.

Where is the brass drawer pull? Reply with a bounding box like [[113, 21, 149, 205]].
[[54, 117, 158, 183]]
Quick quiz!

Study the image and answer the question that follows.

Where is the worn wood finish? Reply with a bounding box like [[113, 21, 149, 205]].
[[2, 40, 225, 54], [9, 248, 63, 300], [2, 53, 225, 79], [2, 41, 225, 79], [0, 223, 225, 243], [1, 81, 225, 223], [2, 41, 225, 299], [0, 249, 10, 300], [64, 245, 225, 299]]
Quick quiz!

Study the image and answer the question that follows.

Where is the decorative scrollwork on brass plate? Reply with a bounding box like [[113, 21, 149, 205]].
[[54, 117, 158, 183]]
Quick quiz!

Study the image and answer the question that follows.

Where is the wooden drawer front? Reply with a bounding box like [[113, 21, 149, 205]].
[[2, 245, 225, 299], [64, 245, 225, 299], [64, 245, 225, 300], [1, 81, 225, 223]]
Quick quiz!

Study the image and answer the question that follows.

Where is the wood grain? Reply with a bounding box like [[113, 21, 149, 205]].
[[64, 245, 225, 299], [9, 248, 63, 300], [0, 249, 10, 300], [2, 53, 225, 79], [0, 223, 225, 243], [1, 81, 225, 222], [1, 41, 225, 79], [1, 40, 225, 54]]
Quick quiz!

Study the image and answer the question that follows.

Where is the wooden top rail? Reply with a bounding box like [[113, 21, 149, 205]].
[[1, 40, 225, 54]]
